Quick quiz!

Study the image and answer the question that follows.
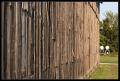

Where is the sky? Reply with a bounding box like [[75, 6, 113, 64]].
[[100, 2, 118, 21]]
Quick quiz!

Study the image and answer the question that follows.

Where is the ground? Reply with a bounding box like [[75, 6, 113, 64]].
[[89, 53, 118, 79]]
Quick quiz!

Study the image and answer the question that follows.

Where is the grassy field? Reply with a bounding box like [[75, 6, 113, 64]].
[[89, 53, 118, 79], [90, 64, 118, 79], [100, 54, 118, 63]]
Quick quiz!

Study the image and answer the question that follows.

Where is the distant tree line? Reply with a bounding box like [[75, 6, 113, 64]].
[[100, 11, 118, 52]]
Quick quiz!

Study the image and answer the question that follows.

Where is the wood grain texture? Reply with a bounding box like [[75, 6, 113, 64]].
[[1, 2, 99, 79]]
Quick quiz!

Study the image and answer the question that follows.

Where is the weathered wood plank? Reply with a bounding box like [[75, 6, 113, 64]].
[[1, 2, 99, 79], [17, 2, 22, 79], [35, 2, 39, 79], [38, 2, 42, 79], [6, 3, 11, 79], [30, 2, 34, 77], [27, 2, 32, 77], [1, 2, 5, 79], [3, 2, 7, 79], [49, 2, 55, 79], [25, 2, 28, 78], [10, 2, 16, 79], [15, 2, 19, 79], [21, 2, 27, 78]]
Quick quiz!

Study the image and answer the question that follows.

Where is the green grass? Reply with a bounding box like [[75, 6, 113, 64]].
[[90, 64, 118, 79], [89, 52, 118, 79], [100, 54, 118, 63]]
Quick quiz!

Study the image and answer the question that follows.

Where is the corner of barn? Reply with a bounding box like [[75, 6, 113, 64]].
[[1, 2, 100, 79]]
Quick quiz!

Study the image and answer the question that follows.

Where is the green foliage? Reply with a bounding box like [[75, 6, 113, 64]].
[[100, 34, 107, 46], [100, 11, 118, 52]]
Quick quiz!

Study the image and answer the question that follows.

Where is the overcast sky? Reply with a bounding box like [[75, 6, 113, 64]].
[[100, 2, 118, 21]]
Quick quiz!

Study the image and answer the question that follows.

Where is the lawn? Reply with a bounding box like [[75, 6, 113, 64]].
[[90, 64, 118, 79], [100, 54, 118, 63], [89, 52, 118, 79]]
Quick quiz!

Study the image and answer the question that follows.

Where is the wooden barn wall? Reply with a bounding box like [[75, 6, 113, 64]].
[[1, 2, 99, 79]]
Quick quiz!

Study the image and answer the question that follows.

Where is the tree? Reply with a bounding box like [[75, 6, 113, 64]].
[[100, 10, 118, 52]]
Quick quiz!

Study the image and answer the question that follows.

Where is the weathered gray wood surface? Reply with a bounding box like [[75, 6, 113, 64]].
[[1, 2, 99, 79]]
